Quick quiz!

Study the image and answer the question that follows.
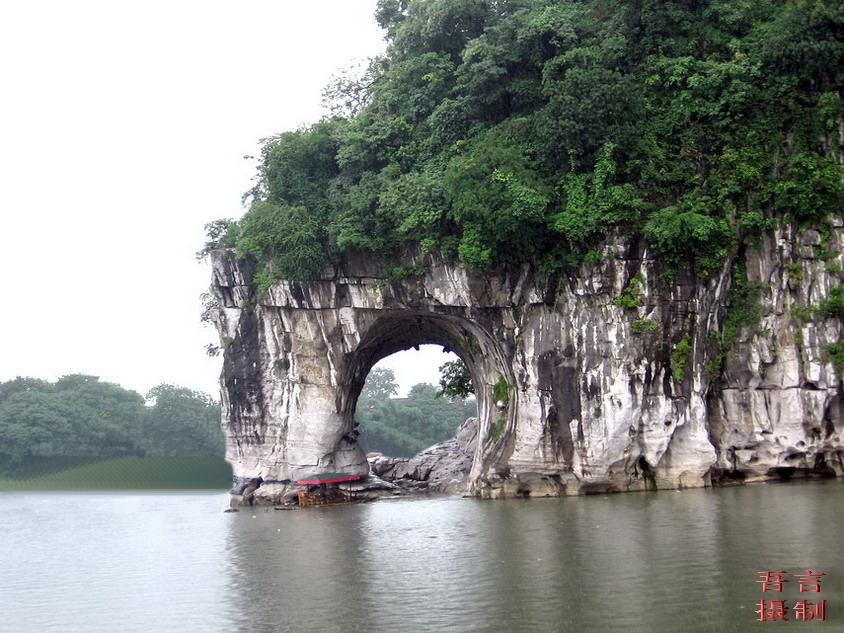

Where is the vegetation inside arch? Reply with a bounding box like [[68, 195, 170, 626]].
[[202, 0, 843, 284], [355, 348, 477, 458]]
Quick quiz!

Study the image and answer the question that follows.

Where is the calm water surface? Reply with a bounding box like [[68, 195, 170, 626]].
[[2, 480, 842, 632]]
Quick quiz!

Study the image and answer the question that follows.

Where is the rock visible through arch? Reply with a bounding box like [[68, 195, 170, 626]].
[[210, 226, 844, 504]]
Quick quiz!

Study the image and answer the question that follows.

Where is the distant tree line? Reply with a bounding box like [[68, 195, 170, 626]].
[[0, 375, 224, 464], [356, 367, 476, 457]]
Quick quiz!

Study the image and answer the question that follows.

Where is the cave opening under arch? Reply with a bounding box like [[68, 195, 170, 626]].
[[336, 311, 514, 479], [355, 344, 478, 458]]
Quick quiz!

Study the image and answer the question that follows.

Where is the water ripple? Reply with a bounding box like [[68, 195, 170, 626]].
[[2, 481, 843, 632]]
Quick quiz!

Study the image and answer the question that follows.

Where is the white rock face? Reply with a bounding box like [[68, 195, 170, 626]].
[[210, 223, 844, 503]]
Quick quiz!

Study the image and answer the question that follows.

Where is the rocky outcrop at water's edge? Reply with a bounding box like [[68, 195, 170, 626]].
[[369, 416, 478, 495]]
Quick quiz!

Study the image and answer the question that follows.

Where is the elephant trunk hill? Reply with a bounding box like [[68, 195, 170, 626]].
[[210, 221, 844, 503]]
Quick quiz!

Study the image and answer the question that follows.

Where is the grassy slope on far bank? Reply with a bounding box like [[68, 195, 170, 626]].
[[0, 456, 232, 490]]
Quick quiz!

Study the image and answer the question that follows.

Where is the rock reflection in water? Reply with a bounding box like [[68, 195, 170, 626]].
[[1, 482, 842, 632], [222, 498, 500, 633], [223, 482, 844, 633]]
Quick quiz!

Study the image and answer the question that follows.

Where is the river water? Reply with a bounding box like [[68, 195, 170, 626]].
[[2, 480, 842, 632]]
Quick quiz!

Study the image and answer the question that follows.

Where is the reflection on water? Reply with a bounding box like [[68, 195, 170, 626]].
[[223, 481, 844, 632], [0, 491, 231, 633], [1, 481, 843, 633]]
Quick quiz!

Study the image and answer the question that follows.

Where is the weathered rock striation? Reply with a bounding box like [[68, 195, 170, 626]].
[[210, 222, 844, 503]]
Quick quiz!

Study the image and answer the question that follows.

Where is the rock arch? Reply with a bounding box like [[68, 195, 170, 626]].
[[341, 312, 507, 442], [211, 250, 522, 502], [211, 225, 844, 503]]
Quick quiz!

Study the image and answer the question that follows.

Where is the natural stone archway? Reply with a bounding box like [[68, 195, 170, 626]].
[[210, 250, 524, 503], [210, 224, 844, 504], [340, 313, 505, 462]]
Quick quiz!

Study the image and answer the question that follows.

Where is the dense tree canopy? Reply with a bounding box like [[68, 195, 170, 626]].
[[438, 359, 474, 398], [361, 367, 400, 401], [357, 369, 476, 457], [203, 0, 843, 283], [0, 375, 224, 464]]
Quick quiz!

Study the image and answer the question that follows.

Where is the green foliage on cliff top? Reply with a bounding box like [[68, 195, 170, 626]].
[[205, 0, 844, 282]]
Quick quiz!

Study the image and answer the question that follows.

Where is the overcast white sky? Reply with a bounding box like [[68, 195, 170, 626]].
[[0, 0, 453, 398]]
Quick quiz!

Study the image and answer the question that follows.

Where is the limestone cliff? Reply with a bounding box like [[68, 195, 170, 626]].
[[210, 221, 844, 502]]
